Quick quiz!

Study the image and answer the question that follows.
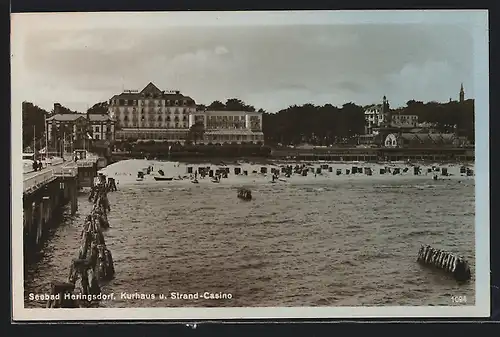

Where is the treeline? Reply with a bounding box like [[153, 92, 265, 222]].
[[197, 98, 262, 113], [199, 98, 474, 145], [22, 95, 475, 152], [197, 99, 366, 146], [22, 102, 49, 149], [22, 101, 99, 151], [125, 141, 271, 158], [393, 99, 474, 141], [263, 103, 365, 145], [87, 101, 109, 115]]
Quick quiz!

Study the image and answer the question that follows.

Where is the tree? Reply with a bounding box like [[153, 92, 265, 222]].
[[225, 98, 256, 112], [87, 101, 109, 114], [187, 122, 205, 145], [22, 101, 49, 150], [208, 100, 225, 110]]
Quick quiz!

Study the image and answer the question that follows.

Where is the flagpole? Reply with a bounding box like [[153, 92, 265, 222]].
[[33, 125, 36, 158], [44, 114, 48, 158]]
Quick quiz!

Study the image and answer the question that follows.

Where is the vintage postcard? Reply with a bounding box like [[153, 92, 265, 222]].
[[11, 10, 489, 321]]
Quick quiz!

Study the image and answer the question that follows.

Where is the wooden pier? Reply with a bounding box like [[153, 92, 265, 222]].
[[22, 155, 100, 250]]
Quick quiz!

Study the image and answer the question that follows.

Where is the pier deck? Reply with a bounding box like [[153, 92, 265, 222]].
[[22, 154, 100, 249], [23, 156, 99, 195]]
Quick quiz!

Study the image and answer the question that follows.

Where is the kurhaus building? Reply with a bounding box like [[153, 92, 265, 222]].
[[109, 82, 265, 144], [109, 82, 196, 142]]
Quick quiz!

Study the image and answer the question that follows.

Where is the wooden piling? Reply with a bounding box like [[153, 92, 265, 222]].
[[48, 181, 115, 308]]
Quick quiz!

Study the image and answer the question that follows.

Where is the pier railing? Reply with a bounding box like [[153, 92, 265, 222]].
[[54, 166, 78, 177], [23, 169, 57, 194]]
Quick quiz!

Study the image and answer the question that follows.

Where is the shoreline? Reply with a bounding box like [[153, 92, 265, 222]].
[[111, 155, 474, 166], [99, 158, 475, 187]]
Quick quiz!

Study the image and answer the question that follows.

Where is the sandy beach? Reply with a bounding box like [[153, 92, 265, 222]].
[[99, 159, 475, 187]]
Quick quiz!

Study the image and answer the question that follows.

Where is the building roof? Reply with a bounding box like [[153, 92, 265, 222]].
[[397, 133, 456, 143], [110, 82, 195, 103], [204, 110, 262, 116], [364, 104, 382, 112], [47, 114, 86, 122], [392, 113, 418, 118], [205, 130, 263, 135], [118, 128, 187, 133], [89, 114, 114, 122], [47, 113, 113, 122]]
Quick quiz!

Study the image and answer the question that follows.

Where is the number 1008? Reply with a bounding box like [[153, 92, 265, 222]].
[[451, 296, 467, 303]]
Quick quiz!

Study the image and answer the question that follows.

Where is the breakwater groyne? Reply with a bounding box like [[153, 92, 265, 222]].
[[46, 179, 115, 308], [417, 245, 472, 283]]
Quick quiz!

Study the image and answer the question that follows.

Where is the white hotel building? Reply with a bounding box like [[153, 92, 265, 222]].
[[363, 98, 418, 135], [109, 82, 196, 141], [190, 110, 264, 144], [110, 82, 264, 144]]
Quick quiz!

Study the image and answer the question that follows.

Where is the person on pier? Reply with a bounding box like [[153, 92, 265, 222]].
[[107, 178, 117, 192]]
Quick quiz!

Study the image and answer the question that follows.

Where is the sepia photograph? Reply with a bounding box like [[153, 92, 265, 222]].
[[11, 10, 489, 320]]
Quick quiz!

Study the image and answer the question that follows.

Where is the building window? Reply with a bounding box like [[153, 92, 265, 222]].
[[95, 126, 100, 133], [95, 134, 100, 140]]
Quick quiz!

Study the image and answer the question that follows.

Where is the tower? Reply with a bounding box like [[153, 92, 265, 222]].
[[459, 83, 465, 102], [382, 95, 391, 127]]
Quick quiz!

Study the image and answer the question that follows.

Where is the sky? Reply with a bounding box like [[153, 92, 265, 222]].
[[11, 11, 487, 114]]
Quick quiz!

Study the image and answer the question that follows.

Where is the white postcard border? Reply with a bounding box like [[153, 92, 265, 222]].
[[11, 10, 490, 321]]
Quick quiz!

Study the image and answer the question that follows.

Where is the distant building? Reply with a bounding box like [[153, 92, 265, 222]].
[[362, 85, 469, 148], [46, 105, 115, 151], [364, 104, 385, 135], [108, 82, 265, 144], [362, 95, 418, 145], [190, 110, 264, 144], [383, 133, 467, 148], [364, 96, 419, 136], [109, 82, 196, 142], [391, 113, 419, 128]]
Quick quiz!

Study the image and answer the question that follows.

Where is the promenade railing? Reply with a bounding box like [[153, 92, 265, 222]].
[[23, 169, 56, 194]]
